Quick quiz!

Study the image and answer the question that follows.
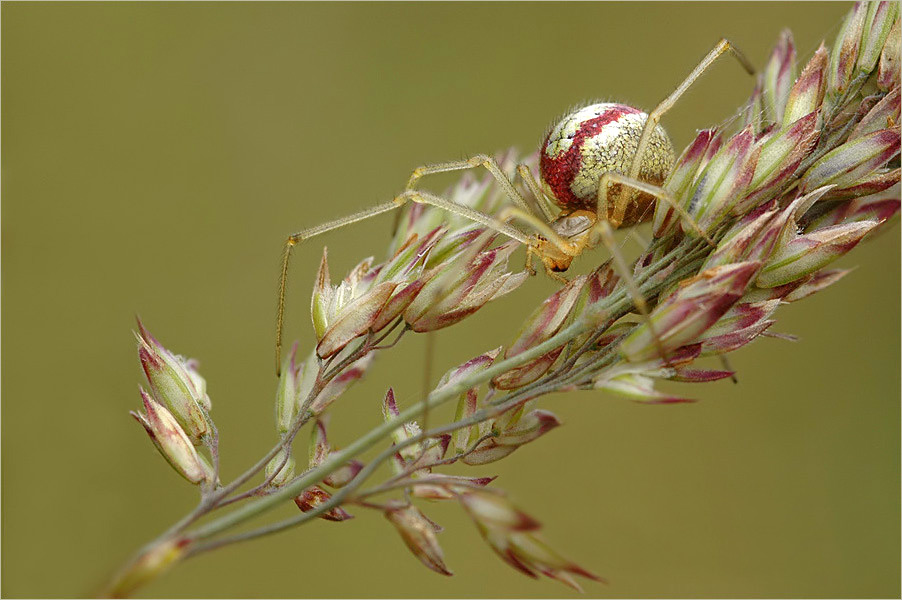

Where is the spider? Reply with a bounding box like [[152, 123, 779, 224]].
[[275, 38, 754, 371]]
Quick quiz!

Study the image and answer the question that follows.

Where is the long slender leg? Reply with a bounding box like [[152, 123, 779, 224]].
[[277, 201, 397, 373], [406, 190, 531, 244], [592, 219, 671, 364], [524, 245, 538, 276], [598, 172, 715, 246], [627, 228, 649, 251], [595, 174, 719, 364], [276, 191, 532, 373], [419, 330, 436, 450], [406, 154, 538, 217], [516, 163, 556, 222], [497, 206, 580, 255], [608, 38, 755, 222]]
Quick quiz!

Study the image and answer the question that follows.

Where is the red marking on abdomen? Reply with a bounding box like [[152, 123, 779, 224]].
[[540, 104, 640, 211]]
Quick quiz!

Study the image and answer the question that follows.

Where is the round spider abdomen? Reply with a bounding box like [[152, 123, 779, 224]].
[[540, 102, 675, 226]]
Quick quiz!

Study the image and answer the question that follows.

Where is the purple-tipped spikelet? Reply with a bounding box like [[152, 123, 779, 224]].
[[783, 44, 828, 126], [294, 485, 354, 522], [459, 491, 604, 592], [308, 419, 364, 489], [492, 275, 587, 390], [384, 502, 452, 576], [135, 319, 211, 443], [762, 29, 797, 123], [620, 262, 761, 362], [131, 388, 213, 484], [263, 448, 295, 489], [461, 409, 562, 465]]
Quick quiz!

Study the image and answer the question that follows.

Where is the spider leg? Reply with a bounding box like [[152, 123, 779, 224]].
[[598, 172, 716, 247], [595, 173, 719, 364], [516, 163, 556, 222], [608, 38, 755, 224], [591, 219, 672, 365], [497, 206, 579, 255], [419, 330, 436, 446], [275, 190, 531, 373], [406, 154, 546, 218], [627, 228, 649, 251], [405, 190, 531, 244], [524, 245, 538, 276]]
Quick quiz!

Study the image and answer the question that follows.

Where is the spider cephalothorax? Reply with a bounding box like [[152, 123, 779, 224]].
[[540, 102, 675, 228], [533, 209, 596, 272]]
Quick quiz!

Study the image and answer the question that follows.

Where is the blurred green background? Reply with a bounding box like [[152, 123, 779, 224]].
[[2, 2, 899, 598]]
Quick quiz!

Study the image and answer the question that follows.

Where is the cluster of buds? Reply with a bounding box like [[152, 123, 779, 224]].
[[366, 15, 900, 572], [380, 388, 496, 500], [655, 4, 898, 245], [382, 489, 603, 591], [384, 501, 453, 576], [589, 2, 899, 399], [290, 418, 363, 521], [377, 17, 901, 574], [459, 491, 603, 592], [434, 348, 563, 465], [311, 167, 527, 359], [272, 340, 371, 433], [131, 320, 216, 486], [262, 155, 534, 525], [361, 3, 899, 419]]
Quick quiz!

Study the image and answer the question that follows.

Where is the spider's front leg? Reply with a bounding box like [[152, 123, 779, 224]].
[[495, 205, 588, 281], [405, 154, 550, 220], [597, 172, 715, 245], [613, 38, 755, 219], [593, 174, 731, 374], [405, 155, 577, 279], [591, 171, 719, 365], [275, 190, 531, 373], [588, 215, 673, 366]]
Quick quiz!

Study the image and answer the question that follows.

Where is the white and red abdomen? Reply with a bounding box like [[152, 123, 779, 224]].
[[540, 102, 674, 225]]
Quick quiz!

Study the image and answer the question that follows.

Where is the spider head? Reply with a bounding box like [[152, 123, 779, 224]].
[[539, 102, 674, 225], [534, 210, 597, 273], [536, 239, 574, 273]]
